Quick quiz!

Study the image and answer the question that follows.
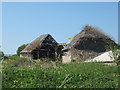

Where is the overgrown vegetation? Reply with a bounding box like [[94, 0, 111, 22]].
[[17, 44, 28, 56], [107, 44, 120, 65], [2, 56, 118, 88], [107, 43, 120, 89], [0, 51, 4, 60]]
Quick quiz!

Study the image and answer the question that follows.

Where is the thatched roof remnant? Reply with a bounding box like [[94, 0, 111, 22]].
[[68, 25, 116, 52], [21, 34, 57, 53]]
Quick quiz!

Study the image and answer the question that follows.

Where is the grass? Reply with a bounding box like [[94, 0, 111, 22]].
[[2, 56, 118, 88]]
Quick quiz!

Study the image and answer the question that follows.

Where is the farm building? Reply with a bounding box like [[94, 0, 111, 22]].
[[62, 25, 116, 63], [20, 25, 117, 63], [20, 34, 60, 60]]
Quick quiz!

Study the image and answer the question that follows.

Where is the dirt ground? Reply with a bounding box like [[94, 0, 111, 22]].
[[104, 62, 117, 66]]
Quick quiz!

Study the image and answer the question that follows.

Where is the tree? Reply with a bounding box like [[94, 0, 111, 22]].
[[17, 44, 28, 56], [108, 43, 120, 89], [108, 44, 120, 63], [0, 51, 4, 60]]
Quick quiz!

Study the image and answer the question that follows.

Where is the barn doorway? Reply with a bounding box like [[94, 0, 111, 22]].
[[31, 45, 57, 60]]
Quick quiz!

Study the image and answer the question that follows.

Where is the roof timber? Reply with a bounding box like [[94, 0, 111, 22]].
[[21, 34, 58, 53]]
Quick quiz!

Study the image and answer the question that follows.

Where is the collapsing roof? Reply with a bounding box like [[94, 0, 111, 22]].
[[68, 25, 116, 52], [62, 25, 116, 62], [21, 34, 57, 53], [20, 25, 117, 62], [20, 34, 58, 60]]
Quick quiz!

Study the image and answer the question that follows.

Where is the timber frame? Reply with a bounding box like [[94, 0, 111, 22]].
[[20, 34, 59, 60]]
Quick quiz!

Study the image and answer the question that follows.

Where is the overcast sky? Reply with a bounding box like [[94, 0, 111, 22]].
[[2, 2, 118, 54]]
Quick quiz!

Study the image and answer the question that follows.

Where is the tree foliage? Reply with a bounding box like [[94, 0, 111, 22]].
[[17, 44, 28, 56], [0, 51, 4, 60], [108, 43, 120, 65]]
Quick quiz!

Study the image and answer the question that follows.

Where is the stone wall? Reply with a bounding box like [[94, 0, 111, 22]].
[[62, 51, 71, 63]]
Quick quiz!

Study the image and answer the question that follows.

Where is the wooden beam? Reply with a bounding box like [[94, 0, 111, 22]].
[[55, 46, 58, 60], [37, 49, 39, 59], [42, 43, 57, 46], [47, 48, 49, 59], [33, 49, 48, 51]]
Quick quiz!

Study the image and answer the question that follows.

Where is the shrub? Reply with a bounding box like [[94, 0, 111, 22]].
[[0, 51, 4, 60], [17, 44, 28, 56]]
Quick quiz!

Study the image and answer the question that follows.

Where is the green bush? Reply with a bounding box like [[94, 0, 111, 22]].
[[6, 55, 20, 60], [17, 44, 28, 56], [0, 51, 4, 60]]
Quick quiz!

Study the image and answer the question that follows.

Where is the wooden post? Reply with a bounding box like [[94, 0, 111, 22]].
[[37, 49, 39, 59], [55, 45, 57, 61], [27, 52, 29, 58], [30, 52, 32, 60], [47, 48, 49, 60]]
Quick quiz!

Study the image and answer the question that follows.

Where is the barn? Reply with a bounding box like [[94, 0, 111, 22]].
[[62, 25, 116, 63], [20, 34, 59, 60]]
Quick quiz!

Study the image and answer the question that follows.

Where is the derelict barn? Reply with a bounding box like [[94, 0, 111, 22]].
[[20, 34, 59, 60], [62, 25, 116, 63]]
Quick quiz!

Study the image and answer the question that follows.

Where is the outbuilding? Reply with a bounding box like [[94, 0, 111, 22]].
[[20, 34, 58, 60], [62, 25, 116, 63]]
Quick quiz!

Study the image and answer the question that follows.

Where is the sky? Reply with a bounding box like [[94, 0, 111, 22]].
[[0, 2, 2, 51], [2, 2, 118, 54]]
